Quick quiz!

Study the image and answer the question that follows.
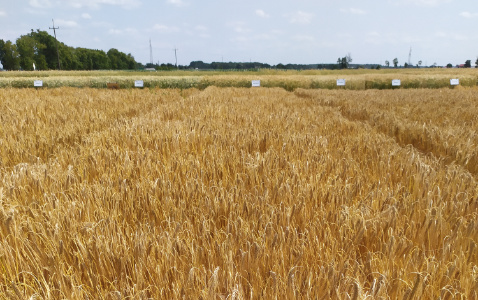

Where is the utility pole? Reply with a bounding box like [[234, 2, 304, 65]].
[[174, 47, 178, 69], [49, 19, 61, 70]]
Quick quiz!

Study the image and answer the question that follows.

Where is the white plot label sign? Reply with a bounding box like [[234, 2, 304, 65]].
[[251, 80, 261, 87], [336, 79, 346, 86], [450, 79, 459, 86], [392, 79, 401, 86], [134, 80, 144, 88], [34, 80, 43, 87]]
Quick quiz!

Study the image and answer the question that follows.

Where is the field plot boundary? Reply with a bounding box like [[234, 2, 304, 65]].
[[1, 69, 477, 90]]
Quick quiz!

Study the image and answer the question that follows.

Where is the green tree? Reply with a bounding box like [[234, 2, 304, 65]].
[[0, 40, 20, 70], [189, 61, 209, 69], [125, 53, 136, 69], [16, 34, 47, 70], [74, 48, 91, 70], [73, 48, 110, 70], [107, 48, 137, 70], [464, 60, 471, 68], [59, 45, 79, 70], [337, 54, 352, 69], [108, 48, 127, 69], [29, 30, 59, 69], [393, 58, 398, 68], [446, 63, 453, 68], [385, 60, 390, 67], [92, 50, 110, 70], [337, 57, 345, 69], [2, 30, 140, 71], [0, 39, 5, 69]]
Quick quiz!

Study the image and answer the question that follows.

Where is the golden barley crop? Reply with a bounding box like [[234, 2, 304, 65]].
[[0, 86, 477, 299]]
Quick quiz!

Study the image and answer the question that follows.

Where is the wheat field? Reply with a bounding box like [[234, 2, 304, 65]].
[[1, 68, 477, 90], [0, 86, 477, 299]]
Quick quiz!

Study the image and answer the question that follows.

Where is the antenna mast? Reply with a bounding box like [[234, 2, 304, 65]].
[[174, 47, 178, 69], [149, 39, 153, 65], [49, 19, 61, 70], [408, 46, 412, 66]]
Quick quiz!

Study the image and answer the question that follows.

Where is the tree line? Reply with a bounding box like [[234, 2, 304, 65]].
[[2, 31, 476, 71], [152, 61, 321, 71], [0, 30, 138, 71]]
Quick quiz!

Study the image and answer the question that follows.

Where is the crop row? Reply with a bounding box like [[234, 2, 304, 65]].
[[0, 72, 477, 90], [295, 88, 478, 174]]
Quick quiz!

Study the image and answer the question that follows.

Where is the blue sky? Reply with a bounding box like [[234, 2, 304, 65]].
[[1, 0, 477, 66]]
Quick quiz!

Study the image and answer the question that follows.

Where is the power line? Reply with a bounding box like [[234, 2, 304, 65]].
[[49, 19, 61, 70]]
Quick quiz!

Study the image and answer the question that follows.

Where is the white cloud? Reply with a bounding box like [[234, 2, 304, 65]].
[[255, 9, 270, 18], [0, 10, 6, 17], [152, 24, 180, 33], [453, 35, 469, 41], [233, 26, 250, 34], [416, 0, 452, 5], [288, 11, 314, 24], [228, 22, 251, 34], [434, 31, 448, 38], [167, 0, 187, 7], [340, 8, 366, 15], [391, 0, 452, 6], [256, 33, 274, 40], [460, 11, 478, 18], [82, 13, 92, 19], [434, 31, 470, 41], [231, 36, 248, 43], [365, 32, 382, 45], [65, 0, 141, 9], [109, 29, 123, 35], [194, 25, 208, 31], [109, 27, 137, 35], [56, 19, 79, 28], [293, 35, 315, 42], [230, 32, 276, 44], [29, 0, 53, 8]]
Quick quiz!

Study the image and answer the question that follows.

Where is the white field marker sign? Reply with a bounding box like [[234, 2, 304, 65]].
[[34, 80, 43, 87], [392, 79, 401, 86], [134, 80, 144, 88], [252, 80, 260, 87], [450, 79, 459, 86], [336, 79, 346, 86]]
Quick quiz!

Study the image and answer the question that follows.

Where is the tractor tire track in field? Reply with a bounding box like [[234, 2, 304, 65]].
[[295, 89, 478, 177]]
